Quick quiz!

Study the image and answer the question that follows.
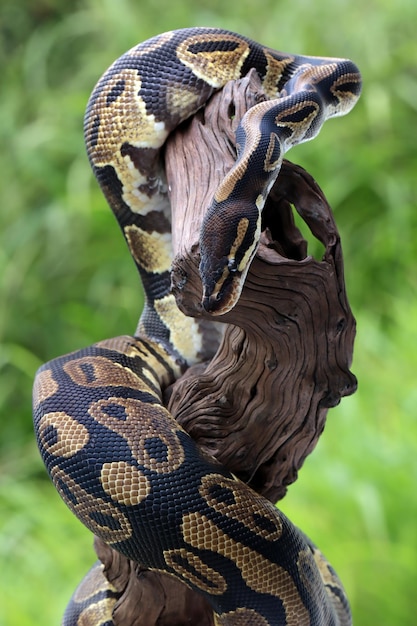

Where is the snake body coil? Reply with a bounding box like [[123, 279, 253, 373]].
[[33, 28, 361, 625]]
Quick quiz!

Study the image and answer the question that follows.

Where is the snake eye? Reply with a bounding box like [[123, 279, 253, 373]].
[[228, 258, 238, 273]]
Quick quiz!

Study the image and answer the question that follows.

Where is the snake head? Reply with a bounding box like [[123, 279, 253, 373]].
[[199, 203, 261, 315], [200, 255, 244, 315]]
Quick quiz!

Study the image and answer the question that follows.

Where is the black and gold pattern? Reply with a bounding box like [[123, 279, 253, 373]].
[[33, 28, 361, 625], [61, 562, 120, 626]]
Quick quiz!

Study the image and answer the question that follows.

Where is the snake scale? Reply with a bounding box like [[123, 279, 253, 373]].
[[33, 27, 361, 625]]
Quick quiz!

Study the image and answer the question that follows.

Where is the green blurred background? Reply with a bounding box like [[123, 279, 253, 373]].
[[1, 0, 416, 624]]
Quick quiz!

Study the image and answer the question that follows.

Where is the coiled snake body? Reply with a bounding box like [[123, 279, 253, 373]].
[[33, 28, 361, 625]]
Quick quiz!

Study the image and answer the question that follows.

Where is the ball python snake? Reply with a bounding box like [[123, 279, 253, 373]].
[[33, 27, 361, 625]]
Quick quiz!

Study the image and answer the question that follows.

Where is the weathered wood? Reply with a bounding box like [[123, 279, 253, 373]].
[[167, 70, 357, 502], [95, 69, 357, 625]]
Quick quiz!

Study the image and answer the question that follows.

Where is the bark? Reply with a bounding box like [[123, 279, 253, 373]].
[[95, 69, 357, 625]]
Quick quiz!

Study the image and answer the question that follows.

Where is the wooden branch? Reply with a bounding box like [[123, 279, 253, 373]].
[[94, 69, 357, 625], [166, 70, 357, 502]]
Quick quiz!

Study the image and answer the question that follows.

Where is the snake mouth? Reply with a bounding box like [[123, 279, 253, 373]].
[[202, 293, 235, 315], [202, 293, 230, 314], [201, 270, 242, 315]]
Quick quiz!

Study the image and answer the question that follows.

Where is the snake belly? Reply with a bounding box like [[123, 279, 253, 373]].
[[33, 27, 361, 626]]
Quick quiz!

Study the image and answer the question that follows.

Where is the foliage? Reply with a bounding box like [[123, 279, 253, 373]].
[[0, 0, 416, 624]]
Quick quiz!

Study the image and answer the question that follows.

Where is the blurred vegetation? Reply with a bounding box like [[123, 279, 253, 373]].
[[1, 0, 416, 624]]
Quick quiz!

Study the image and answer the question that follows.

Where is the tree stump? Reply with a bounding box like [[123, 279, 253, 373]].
[[93, 70, 357, 625]]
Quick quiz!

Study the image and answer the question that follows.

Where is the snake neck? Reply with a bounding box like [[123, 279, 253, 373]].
[[125, 213, 205, 368], [89, 160, 203, 367]]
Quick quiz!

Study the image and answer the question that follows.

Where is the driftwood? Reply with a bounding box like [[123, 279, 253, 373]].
[[93, 70, 357, 625]]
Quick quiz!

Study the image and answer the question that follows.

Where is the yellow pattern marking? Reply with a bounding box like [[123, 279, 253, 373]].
[[86, 69, 166, 163], [154, 294, 203, 364], [215, 607, 269, 625], [263, 132, 282, 172], [88, 397, 186, 473], [124, 224, 172, 274], [228, 217, 249, 262], [209, 265, 230, 304], [238, 212, 261, 273], [94, 335, 179, 388], [262, 51, 294, 99], [85, 68, 167, 215], [165, 83, 202, 119], [214, 131, 260, 204], [63, 355, 155, 395], [331, 71, 363, 109], [211, 217, 255, 304], [182, 511, 309, 624], [38, 411, 89, 458], [78, 599, 117, 626], [274, 99, 320, 146], [163, 547, 227, 594], [255, 194, 265, 210], [101, 461, 151, 506], [200, 474, 282, 541], [32, 367, 58, 407], [176, 33, 250, 88], [50, 466, 132, 543]]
